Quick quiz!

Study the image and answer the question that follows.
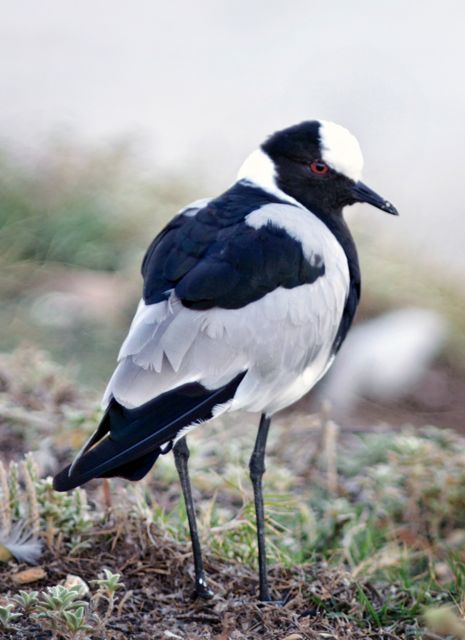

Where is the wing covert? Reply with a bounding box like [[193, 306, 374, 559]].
[[141, 183, 325, 311]]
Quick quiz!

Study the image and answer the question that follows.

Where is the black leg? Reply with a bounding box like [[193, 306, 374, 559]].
[[173, 437, 213, 599], [249, 413, 272, 602]]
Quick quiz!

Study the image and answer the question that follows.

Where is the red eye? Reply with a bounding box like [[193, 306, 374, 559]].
[[310, 160, 330, 175]]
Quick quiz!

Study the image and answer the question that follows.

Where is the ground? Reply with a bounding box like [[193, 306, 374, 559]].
[[0, 536, 422, 640], [2, 349, 465, 639]]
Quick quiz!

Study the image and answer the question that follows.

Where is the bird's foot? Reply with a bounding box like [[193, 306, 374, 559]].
[[260, 598, 284, 606], [193, 575, 214, 600], [258, 589, 290, 606]]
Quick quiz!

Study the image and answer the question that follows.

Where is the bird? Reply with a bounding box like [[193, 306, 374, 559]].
[[53, 119, 398, 602]]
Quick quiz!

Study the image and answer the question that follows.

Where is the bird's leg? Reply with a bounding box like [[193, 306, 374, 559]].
[[249, 413, 272, 602], [173, 436, 213, 599]]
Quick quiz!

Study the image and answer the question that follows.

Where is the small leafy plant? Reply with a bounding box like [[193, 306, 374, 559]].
[[6, 573, 126, 639], [13, 589, 39, 613], [0, 604, 22, 631], [34, 584, 91, 639], [92, 568, 125, 621]]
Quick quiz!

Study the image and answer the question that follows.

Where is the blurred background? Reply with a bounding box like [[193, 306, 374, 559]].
[[1, 0, 464, 431]]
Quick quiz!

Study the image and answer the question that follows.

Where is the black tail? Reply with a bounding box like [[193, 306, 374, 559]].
[[53, 372, 246, 492]]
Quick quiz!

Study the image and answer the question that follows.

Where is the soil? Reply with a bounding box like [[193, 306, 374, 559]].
[[0, 531, 414, 640]]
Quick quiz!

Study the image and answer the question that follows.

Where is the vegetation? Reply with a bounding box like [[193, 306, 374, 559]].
[[0, 349, 465, 638], [0, 141, 193, 272], [0, 142, 198, 383]]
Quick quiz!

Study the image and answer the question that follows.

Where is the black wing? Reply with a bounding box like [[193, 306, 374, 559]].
[[142, 181, 325, 310]]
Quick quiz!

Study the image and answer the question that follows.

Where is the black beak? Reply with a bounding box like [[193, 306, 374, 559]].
[[351, 181, 399, 215]]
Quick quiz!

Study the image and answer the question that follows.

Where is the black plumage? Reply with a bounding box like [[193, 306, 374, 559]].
[[53, 372, 246, 491], [143, 182, 325, 310]]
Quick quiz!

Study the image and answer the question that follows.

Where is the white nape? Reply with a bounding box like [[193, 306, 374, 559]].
[[237, 148, 302, 207], [319, 121, 364, 182]]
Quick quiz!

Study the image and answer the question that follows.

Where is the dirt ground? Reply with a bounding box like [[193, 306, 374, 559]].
[[0, 531, 415, 640]]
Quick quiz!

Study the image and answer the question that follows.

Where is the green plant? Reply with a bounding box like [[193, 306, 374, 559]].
[[34, 585, 92, 639], [13, 589, 39, 613], [92, 569, 125, 620], [6, 577, 130, 639], [0, 604, 22, 630]]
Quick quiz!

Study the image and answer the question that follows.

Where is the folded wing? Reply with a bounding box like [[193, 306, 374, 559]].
[[54, 184, 349, 490]]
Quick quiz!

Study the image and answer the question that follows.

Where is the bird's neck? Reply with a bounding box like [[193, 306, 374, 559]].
[[237, 148, 302, 207], [237, 147, 360, 287], [311, 205, 360, 286]]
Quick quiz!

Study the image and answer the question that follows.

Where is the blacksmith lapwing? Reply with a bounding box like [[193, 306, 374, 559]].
[[54, 120, 398, 601]]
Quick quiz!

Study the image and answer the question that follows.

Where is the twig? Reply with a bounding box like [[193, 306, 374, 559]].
[[22, 457, 40, 535], [0, 406, 56, 430], [0, 461, 11, 534], [322, 418, 339, 494]]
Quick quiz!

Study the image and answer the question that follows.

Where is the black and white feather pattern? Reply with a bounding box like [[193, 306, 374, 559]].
[[54, 143, 358, 491], [104, 191, 349, 415]]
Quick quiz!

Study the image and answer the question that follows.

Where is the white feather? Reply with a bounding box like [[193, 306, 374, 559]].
[[237, 148, 303, 207], [319, 120, 364, 181], [0, 524, 42, 564]]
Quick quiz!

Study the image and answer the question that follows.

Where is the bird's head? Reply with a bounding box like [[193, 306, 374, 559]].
[[238, 120, 398, 217]]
